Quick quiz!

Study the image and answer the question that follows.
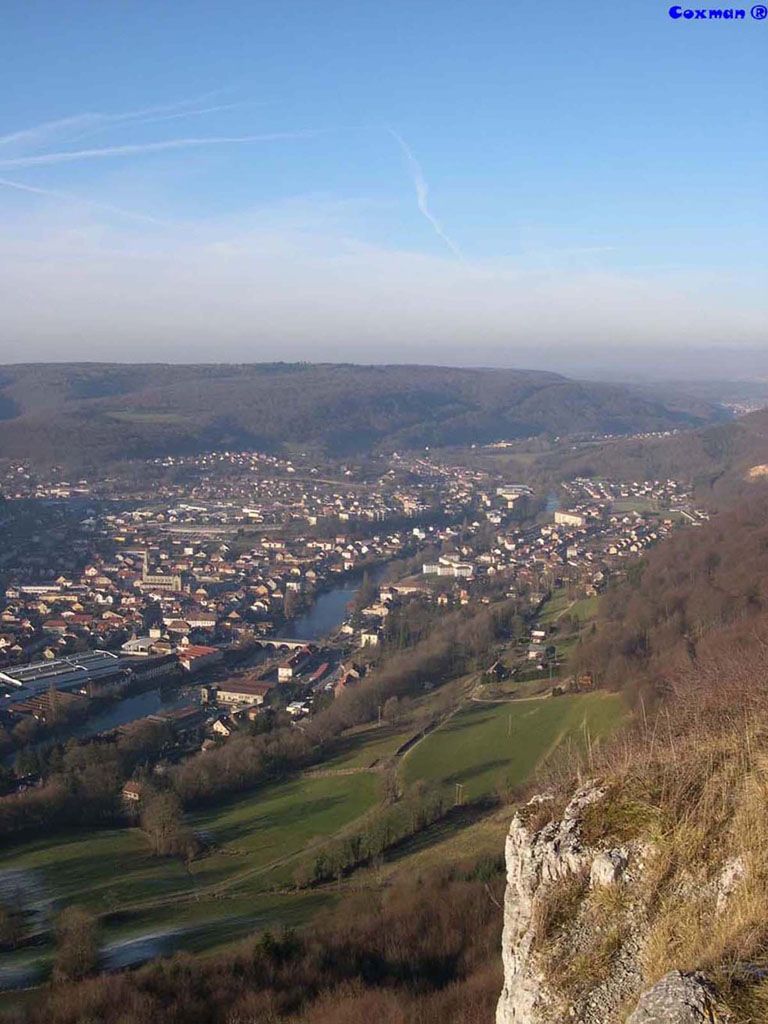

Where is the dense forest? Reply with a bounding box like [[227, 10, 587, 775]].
[[574, 487, 768, 694], [0, 362, 725, 466]]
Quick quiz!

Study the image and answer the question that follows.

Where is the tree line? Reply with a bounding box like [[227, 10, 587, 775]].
[[574, 489, 768, 699]]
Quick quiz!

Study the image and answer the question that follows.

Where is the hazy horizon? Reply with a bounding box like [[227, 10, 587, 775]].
[[1, 349, 768, 384]]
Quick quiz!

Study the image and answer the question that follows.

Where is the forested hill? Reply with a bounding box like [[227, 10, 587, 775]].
[[0, 362, 724, 466], [541, 404, 768, 498]]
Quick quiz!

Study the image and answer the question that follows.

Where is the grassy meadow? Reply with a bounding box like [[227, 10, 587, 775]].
[[0, 773, 380, 938], [401, 692, 626, 802], [320, 721, 413, 770]]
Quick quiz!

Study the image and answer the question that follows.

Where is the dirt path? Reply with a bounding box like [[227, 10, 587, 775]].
[[470, 693, 550, 704], [301, 765, 383, 778], [554, 599, 576, 622], [102, 828, 335, 920]]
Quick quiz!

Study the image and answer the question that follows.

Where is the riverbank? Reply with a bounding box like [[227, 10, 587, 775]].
[[280, 562, 391, 643]]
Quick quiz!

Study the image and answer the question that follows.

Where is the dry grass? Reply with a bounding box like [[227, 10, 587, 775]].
[[562, 924, 627, 996], [529, 618, 768, 1014], [541, 886, 629, 999], [531, 869, 589, 950], [580, 788, 662, 847], [589, 879, 627, 918]]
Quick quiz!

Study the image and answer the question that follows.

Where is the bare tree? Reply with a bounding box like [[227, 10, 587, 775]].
[[54, 906, 98, 981], [140, 790, 195, 857]]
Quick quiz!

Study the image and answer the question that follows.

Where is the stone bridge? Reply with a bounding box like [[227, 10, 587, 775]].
[[256, 638, 313, 651]]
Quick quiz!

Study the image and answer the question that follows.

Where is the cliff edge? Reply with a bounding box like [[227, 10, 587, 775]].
[[496, 781, 733, 1024]]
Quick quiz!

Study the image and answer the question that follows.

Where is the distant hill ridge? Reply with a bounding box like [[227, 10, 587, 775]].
[[0, 362, 726, 466]]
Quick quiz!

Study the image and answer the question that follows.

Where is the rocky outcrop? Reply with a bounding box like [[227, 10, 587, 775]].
[[590, 849, 628, 889], [495, 781, 604, 1024], [496, 784, 727, 1024], [626, 971, 719, 1023]]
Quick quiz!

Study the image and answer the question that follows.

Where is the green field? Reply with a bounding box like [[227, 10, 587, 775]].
[[539, 592, 601, 628], [402, 693, 626, 801], [611, 499, 661, 514], [539, 590, 573, 624], [1, 773, 380, 950], [322, 722, 413, 770], [567, 595, 601, 623], [0, 889, 334, 995]]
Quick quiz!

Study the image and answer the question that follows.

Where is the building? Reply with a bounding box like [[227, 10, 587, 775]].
[[422, 561, 474, 579], [8, 688, 88, 722], [138, 553, 182, 592], [178, 645, 222, 673], [122, 780, 144, 803], [0, 650, 126, 702], [308, 662, 330, 685], [120, 636, 158, 657], [148, 705, 207, 735], [554, 510, 586, 528], [122, 653, 179, 686], [277, 646, 312, 681], [217, 679, 274, 706], [138, 571, 183, 592]]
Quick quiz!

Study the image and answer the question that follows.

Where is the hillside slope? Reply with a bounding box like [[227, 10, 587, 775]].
[[542, 406, 768, 497], [11, 490, 768, 1022], [0, 362, 724, 466], [497, 490, 768, 1023]]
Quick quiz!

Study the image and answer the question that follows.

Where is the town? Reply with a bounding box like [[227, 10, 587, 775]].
[[0, 448, 706, 796]]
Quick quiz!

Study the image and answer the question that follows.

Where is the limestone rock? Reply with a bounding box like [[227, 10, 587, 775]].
[[590, 849, 628, 888], [495, 781, 603, 1024], [715, 856, 746, 914], [626, 971, 719, 1023]]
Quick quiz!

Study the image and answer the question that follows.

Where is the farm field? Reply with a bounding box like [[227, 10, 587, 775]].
[[321, 721, 413, 770], [0, 772, 380, 964], [401, 692, 626, 802]]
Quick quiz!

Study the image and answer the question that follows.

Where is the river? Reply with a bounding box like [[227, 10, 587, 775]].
[[73, 686, 201, 739], [545, 491, 561, 514], [78, 565, 388, 733], [281, 563, 390, 642]]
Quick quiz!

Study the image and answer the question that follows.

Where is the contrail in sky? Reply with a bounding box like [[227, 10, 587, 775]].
[[114, 103, 247, 130], [0, 92, 247, 149], [0, 175, 166, 225], [387, 126, 463, 261], [0, 114, 105, 149], [0, 131, 323, 169]]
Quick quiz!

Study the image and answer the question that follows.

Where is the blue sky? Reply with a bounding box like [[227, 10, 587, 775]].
[[0, 0, 765, 369]]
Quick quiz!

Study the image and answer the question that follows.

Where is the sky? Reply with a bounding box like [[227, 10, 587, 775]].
[[0, 0, 766, 374]]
